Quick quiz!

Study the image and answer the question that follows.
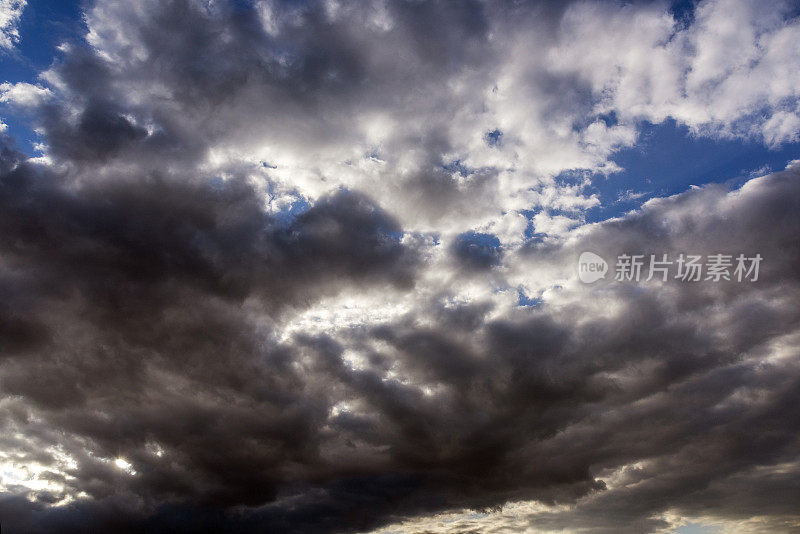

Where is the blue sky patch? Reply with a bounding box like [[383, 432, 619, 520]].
[[586, 119, 800, 222]]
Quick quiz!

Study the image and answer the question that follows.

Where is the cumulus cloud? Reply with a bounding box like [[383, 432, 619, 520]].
[[1, 1, 800, 533], [13, 0, 796, 243], [2, 135, 799, 532], [0, 83, 52, 108]]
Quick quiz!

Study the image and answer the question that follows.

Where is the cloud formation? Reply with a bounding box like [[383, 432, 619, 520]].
[[1, 1, 800, 533], [0, 0, 25, 49]]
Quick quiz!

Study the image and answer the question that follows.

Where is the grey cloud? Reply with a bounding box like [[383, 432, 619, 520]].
[[32, 0, 495, 164], [2, 140, 800, 534], [44, 100, 148, 161]]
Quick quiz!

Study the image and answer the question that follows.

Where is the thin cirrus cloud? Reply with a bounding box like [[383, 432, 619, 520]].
[[0, 1, 799, 533]]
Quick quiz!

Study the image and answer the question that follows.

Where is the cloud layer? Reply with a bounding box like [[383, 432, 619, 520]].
[[1, 1, 800, 533]]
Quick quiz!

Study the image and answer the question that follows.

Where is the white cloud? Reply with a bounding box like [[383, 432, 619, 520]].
[[0, 82, 52, 108], [548, 0, 800, 146], [0, 0, 25, 49]]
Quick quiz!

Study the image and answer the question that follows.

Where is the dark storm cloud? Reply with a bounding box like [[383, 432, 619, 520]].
[[42, 100, 148, 161], [0, 128, 417, 407], [0, 126, 422, 531], [0, 138, 415, 306], [5, 152, 799, 533]]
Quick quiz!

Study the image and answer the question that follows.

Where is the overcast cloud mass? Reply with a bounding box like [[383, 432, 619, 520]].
[[1, 0, 800, 532]]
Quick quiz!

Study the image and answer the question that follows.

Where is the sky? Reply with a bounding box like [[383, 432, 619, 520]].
[[0, 0, 799, 533]]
